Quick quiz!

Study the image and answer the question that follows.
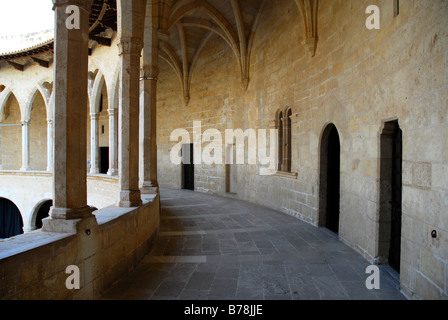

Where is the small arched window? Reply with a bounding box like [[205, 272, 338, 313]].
[[275, 110, 283, 171], [282, 108, 292, 172], [275, 107, 292, 172]]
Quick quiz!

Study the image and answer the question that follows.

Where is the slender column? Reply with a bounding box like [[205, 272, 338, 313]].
[[46, 119, 54, 172], [90, 113, 99, 174], [20, 120, 31, 171], [140, 25, 159, 194], [0, 121, 3, 170], [47, 0, 93, 220], [107, 108, 118, 176], [117, 37, 143, 207]]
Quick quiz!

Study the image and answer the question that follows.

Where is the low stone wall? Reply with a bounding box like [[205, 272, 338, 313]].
[[0, 171, 120, 231], [0, 193, 160, 299]]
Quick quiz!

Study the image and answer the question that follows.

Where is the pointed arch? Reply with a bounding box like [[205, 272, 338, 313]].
[[1, 90, 22, 170], [28, 89, 48, 171], [0, 88, 14, 120], [319, 122, 341, 233], [90, 70, 107, 114]]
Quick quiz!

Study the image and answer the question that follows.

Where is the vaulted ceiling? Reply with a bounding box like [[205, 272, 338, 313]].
[[155, 0, 319, 105], [0, 0, 319, 106]]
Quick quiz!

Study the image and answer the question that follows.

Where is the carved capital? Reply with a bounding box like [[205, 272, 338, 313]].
[[117, 38, 144, 56], [157, 29, 170, 44], [107, 108, 117, 117], [304, 36, 318, 57], [140, 65, 159, 81]]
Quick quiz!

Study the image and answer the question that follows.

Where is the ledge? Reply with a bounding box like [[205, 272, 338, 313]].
[[0, 231, 74, 260], [0, 194, 158, 260], [274, 171, 298, 179]]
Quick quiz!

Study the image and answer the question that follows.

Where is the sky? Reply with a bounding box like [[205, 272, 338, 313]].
[[0, 0, 54, 52], [0, 0, 54, 36]]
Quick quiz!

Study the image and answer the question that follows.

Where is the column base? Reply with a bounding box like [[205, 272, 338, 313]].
[[42, 214, 98, 235], [90, 167, 99, 174], [140, 181, 159, 194], [48, 205, 93, 220], [20, 166, 31, 171], [107, 168, 118, 176], [119, 189, 142, 207]]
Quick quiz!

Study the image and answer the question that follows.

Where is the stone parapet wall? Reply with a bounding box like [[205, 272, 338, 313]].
[[0, 193, 159, 299]]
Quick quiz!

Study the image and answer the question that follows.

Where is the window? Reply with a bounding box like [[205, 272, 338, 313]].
[[275, 110, 283, 171], [275, 107, 292, 172], [394, 0, 399, 17]]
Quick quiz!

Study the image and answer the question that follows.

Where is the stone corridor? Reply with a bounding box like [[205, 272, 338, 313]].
[[101, 189, 405, 300]]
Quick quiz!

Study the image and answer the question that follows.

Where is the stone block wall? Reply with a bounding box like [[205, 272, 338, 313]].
[[0, 195, 160, 299], [156, 0, 448, 299]]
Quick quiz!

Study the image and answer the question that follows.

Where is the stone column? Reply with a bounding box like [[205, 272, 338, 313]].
[[90, 113, 99, 174], [20, 120, 31, 171], [46, 119, 54, 172], [0, 121, 2, 170], [117, 37, 143, 207], [107, 107, 118, 176], [46, 0, 93, 221], [140, 25, 159, 194]]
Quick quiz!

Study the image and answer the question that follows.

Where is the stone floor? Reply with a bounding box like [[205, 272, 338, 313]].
[[101, 188, 406, 300]]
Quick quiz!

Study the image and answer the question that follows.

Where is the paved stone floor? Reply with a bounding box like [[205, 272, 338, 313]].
[[101, 188, 406, 300]]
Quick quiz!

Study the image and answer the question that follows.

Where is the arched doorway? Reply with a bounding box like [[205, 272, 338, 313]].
[[319, 123, 341, 234], [34, 200, 52, 229], [0, 198, 23, 239], [379, 120, 402, 273]]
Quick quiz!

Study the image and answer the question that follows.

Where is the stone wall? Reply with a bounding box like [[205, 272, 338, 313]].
[[0, 0, 446, 300], [0, 194, 159, 299], [1, 94, 22, 170], [156, 0, 448, 299], [0, 172, 120, 232]]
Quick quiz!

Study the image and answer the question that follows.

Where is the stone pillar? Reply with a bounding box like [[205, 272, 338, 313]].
[[140, 25, 159, 194], [90, 113, 99, 174], [20, 120, 31, 171], [46, 119, 54, 172], [46, 0, 93, 221], [107, 107, 118, 176], [117, 37, 143, 207], [0, 121, 2, 170]]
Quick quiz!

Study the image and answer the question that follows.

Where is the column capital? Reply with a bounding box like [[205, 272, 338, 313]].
[[52, 0, 93, 12], [90, 112, 99, 120], [21, 120, 30, 126], [157, 29, 170, 44], [107, 108, 117, 117], [117, 37, 144, 56], [140, 65, 159, 81]]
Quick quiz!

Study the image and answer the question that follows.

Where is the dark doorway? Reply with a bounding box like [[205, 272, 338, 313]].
[[379, 121, 402, 273], [0, 198, 23, 239], [35, 200, 52, 229], [319, 124, 341, 234], [182, 144, 194, 190], [100, 147, 109, 174]]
